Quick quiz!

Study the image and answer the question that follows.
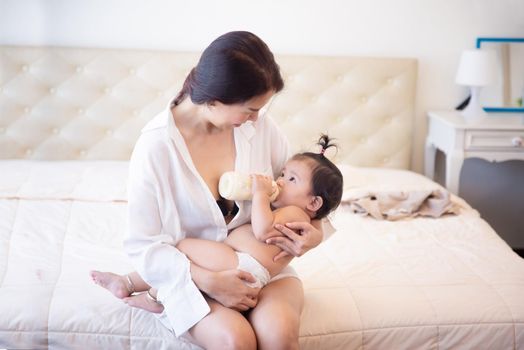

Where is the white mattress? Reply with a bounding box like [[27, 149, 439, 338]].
[[1, 160, 523, 349]]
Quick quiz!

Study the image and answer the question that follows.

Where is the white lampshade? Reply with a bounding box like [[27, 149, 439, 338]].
[[455, 49, 497, 87]]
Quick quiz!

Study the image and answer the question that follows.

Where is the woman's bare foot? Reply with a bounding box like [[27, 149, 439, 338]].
[[123, 292, 164, 313], [90, 270, 132, 299]]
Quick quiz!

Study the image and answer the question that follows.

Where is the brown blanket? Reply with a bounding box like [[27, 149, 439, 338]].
[[345, 188, 460, 220]]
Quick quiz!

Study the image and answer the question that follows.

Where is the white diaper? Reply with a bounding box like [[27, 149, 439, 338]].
[[236, 252, 271, 288]]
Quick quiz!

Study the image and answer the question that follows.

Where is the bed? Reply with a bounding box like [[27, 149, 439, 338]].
[[1, 46, 523, 349]]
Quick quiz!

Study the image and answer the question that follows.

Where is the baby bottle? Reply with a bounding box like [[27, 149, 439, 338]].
[[219, 171, 279, 201]]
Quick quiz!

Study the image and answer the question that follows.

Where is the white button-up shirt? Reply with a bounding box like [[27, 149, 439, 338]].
[[123, 102, 290, 336]]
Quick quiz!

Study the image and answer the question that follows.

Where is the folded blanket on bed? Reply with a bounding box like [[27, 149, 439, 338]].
[[339, 165, 462, 220], [345, 188, 460, 220]]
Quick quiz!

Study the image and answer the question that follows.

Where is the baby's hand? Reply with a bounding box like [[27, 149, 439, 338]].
[[251, 174, 273, 197]]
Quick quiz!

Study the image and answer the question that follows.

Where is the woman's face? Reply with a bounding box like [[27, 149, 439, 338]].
[[208, 90, 274, 128]]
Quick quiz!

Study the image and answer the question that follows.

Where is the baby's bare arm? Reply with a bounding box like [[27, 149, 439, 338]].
[[255, 205, 310, 242], [250, 175, 277, 239]]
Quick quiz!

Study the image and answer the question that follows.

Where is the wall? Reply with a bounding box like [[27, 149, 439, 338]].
[[1, 0, 524, 245], [1, 0, 523, 171]]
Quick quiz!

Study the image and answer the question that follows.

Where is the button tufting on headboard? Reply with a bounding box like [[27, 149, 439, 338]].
[[0, 46, 417, 168]]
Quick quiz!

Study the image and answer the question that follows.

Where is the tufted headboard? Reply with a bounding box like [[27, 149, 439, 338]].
[[0, 46, 417, 168]]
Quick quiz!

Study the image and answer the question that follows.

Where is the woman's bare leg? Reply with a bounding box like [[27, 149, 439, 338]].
[[248, 277, 303, 350], [90, 271, 149, 298], [185, 297, 257, 350]]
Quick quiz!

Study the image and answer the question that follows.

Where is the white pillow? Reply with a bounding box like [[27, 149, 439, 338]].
[[339, 164, 443, 201], [0, 160, 129, 202]]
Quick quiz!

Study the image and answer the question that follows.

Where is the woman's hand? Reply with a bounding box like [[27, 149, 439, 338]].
[[192, 264, 261, 311], [267, 221, 323, 261]]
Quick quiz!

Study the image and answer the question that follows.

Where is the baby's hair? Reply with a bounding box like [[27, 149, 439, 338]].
[[291, 134, 343, 219]]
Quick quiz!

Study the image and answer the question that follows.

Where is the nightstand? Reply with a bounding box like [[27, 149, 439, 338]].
[[424, 110, 524, 194]]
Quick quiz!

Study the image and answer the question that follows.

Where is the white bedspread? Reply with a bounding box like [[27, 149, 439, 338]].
[[1, 161, 523, 349]]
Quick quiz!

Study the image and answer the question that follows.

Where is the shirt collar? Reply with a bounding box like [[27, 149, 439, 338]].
[[238, 121, 255, 141]]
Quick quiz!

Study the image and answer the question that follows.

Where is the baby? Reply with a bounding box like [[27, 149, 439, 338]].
[[91, 134, 343, 313]]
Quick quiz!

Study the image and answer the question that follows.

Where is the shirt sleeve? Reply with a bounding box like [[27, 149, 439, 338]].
[[123, 132, 210, 336]]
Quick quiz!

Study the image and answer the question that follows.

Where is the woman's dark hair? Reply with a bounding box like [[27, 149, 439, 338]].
[[292, 134, 343, 219], [174, 31, 284, 106]]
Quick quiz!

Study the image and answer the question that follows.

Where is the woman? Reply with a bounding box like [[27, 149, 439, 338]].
[[123, 31, 323, 349]]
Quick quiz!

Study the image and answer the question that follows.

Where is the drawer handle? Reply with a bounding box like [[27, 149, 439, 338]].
[[512, 137, 523, 147]]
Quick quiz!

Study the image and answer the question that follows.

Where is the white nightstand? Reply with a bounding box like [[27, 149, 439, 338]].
[[425, 110, 524, 194]]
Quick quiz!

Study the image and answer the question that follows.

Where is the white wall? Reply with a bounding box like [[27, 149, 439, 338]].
[[1, 0, 523, 172]]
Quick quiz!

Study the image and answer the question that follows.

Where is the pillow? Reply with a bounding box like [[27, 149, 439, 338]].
[[0, 160, 129, 202], [339, 164, 443, 202]]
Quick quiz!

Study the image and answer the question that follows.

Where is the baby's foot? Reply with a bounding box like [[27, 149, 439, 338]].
[[90, 270, 131, 299], [124, 292, 164, 314]]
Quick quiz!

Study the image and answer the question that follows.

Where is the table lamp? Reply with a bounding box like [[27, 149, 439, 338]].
[[455, 49, 497, 123]]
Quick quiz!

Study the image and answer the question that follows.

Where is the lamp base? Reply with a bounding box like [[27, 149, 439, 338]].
[[461, 86, 487, 124]]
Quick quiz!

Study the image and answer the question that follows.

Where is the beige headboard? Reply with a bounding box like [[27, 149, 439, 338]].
[[0, 46, 417, 168]]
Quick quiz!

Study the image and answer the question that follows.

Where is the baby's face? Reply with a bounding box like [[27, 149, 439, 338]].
[[272, 159, 314, 210]]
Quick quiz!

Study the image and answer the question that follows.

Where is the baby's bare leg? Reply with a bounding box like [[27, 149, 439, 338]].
[[99, 239, 239, 313], [90, 271, 150, 298], [124, 288, 164, 314], [91, 270, 164, 313], [176, 238, 238, 271], [124, 239, 239, 314]]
